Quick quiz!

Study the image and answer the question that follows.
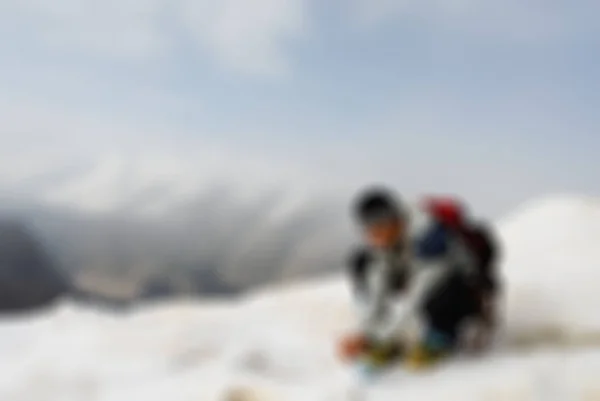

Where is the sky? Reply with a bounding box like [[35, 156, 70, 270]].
[[0, 0, 599, 218]]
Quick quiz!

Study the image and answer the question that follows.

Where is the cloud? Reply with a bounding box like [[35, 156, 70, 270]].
[[0, 89, 342, 216], [0, 80, 593, 221], [0, 0, 308, 75], [179, 0, 307, 75], [2, 0, 597, 79]]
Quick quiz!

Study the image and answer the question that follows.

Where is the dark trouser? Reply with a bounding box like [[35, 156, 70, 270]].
[[421, 270, 480, 349]]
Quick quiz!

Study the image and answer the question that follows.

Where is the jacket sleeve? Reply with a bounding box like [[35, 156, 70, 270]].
[[347, 247, 398, 339], [346, 247, 375, 332]]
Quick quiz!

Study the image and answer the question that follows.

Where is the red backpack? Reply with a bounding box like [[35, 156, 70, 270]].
[[421, 196, 497, 277]]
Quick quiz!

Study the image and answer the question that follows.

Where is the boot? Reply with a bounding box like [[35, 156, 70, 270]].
[[404, 330, 453, 370]]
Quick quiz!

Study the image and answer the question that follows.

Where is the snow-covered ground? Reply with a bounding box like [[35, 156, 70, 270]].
[[1, 195, 600, 401]]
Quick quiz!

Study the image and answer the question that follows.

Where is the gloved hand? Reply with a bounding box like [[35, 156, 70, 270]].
[[337, 333, 370, 361]]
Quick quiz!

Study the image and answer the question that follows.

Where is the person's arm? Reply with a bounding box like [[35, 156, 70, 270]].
[[347, 247, 401, 341], [347, 247, 376, 333]]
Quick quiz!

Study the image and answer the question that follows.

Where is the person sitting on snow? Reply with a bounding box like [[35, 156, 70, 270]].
[[338, 186, 500, 370]]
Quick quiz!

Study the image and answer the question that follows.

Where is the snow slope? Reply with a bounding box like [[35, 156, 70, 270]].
[[1, 195, 600, 401]]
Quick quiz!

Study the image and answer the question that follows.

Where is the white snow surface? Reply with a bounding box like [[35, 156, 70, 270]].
[[2, 195, 600, 401]]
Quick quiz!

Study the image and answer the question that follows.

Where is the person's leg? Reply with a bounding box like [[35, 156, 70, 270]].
[[405, 271, 479, 368], [423, 271, 479, 346]]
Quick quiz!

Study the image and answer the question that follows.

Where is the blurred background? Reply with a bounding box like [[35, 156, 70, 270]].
[[0, 0, 598, 311]]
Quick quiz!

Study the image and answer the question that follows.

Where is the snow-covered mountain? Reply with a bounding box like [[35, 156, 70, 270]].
[[0, 185, 351, 302], [0, 195, 599, 401]]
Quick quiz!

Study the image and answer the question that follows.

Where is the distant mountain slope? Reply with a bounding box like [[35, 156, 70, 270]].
[[0, 219, 69, 311], [0, 190, 351, 304]]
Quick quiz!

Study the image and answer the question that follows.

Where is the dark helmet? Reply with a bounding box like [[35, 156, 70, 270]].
[[352, 185, 406, 226]]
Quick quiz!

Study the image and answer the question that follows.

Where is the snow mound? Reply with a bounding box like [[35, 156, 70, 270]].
[[0, 195, 600, 400], [498, 195, 600, 347]]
